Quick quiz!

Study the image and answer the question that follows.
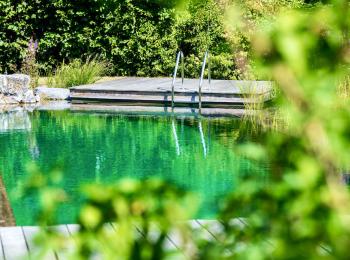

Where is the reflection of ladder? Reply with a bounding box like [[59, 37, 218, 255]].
[[171, 117, 209, 158], [172, 118, 181, 156], [171, 51, 211, 110], [198, 121, 207, 157]]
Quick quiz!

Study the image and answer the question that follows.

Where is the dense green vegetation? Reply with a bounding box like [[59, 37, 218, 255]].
[[0, 0, 237, 79], [0, 0, 315, 80], [1, 0, 350, 259], [25, 0, 350, 259]]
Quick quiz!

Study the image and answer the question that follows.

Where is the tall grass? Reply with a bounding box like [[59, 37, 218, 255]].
[[48, 57, 109, 88], [338, 74, 350, 99], [240, 82, 288, 132]]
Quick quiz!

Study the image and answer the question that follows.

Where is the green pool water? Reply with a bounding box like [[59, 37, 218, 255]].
[[0, 109, 268, 225]]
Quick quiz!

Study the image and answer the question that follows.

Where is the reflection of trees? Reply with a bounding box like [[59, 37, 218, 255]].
[[0, 174, 15, 226]]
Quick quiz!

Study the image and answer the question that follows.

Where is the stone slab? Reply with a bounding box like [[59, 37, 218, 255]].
[[35, 86, 70, 100]]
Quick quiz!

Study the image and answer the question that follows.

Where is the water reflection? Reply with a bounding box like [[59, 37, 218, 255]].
[[0, 108, 31, 132], [0, 110, 268, 225], [171, 118, 181, 156]]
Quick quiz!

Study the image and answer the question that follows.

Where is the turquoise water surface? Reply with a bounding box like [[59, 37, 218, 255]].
[[0, 110, 268, 225]]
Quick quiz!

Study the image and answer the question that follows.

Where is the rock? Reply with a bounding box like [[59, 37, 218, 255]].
[[0, 75, 7, 93], [0, 74, 39, 104], [23, 89, 40, 103], [5, 74, 30, 96], [35, 86, 70, 100], [2, 95, 20, 104]]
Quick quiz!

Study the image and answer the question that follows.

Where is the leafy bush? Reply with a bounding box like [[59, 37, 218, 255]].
[[47, 58, 109, 88], [0, 0, 237, 79], [27, 0, 350, 259]]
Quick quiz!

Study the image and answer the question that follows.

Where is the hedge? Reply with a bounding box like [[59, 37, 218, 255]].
[[0, 0, 238, 79]]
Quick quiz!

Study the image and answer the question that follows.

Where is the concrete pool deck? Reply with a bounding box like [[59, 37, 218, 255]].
[[70, 77, 272, 107]]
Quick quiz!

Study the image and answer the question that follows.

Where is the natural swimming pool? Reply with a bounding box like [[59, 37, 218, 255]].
[[0, 109, 269, 225]]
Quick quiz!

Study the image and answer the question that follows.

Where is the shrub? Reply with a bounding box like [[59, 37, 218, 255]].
[[21, 37, 39, 89], [18, 1, 350, 258], [0, 0, 238, 79], [47, 58, 109, 88]]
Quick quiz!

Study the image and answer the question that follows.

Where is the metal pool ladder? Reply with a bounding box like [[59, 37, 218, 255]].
[[198, 50, 211, 110], [171, 51, 184, 107], [171, 50, 211, 110]]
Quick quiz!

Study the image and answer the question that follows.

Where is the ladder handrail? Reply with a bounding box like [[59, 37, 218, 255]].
[[198, 51, 211, 110], [171, 51, 184, 107]]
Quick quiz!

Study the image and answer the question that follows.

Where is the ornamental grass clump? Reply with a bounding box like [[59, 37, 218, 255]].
[[21, 37, 39, 89], [338, 73, 350, 99], [48, 57, 109, 88]]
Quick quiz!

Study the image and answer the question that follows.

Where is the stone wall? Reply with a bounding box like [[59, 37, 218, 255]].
[[0, 74, 40, 104]]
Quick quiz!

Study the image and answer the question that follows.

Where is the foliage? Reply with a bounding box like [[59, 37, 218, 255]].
[[47, 58, 109, 88], [31, 0, 350, 259], [337, 72, 350, 99], [0, 0, 237, 79], [23, 177, 197, 259], [3, 0, 350, 259], [174, 0, 238, 79], [213, 0, 350, 259], [0, 0, 31, 73], [223, 0, 306, 79], [75, 179, 196, 259], [20, 37, 39, 88]]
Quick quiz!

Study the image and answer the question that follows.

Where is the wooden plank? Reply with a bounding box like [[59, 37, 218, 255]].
[[71, 77, 272, 95], [158, 221, 218, 259], [225, 218, 275, 253], [70, 95, 261, 106], [188, 220, 216, 242], [0, 232, 4, 260], [47, 225, 72, 260], [195, 220, 225, 241], [66, 224, 79, 236], [71, 92, 263, 102], [0, 227, 29, 260], [72, 78, 170, 91], [70, 104, 249, 117], [166, 227, 197, 259], [22, 226, 56, 260], [135, 223, 186, 259]]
